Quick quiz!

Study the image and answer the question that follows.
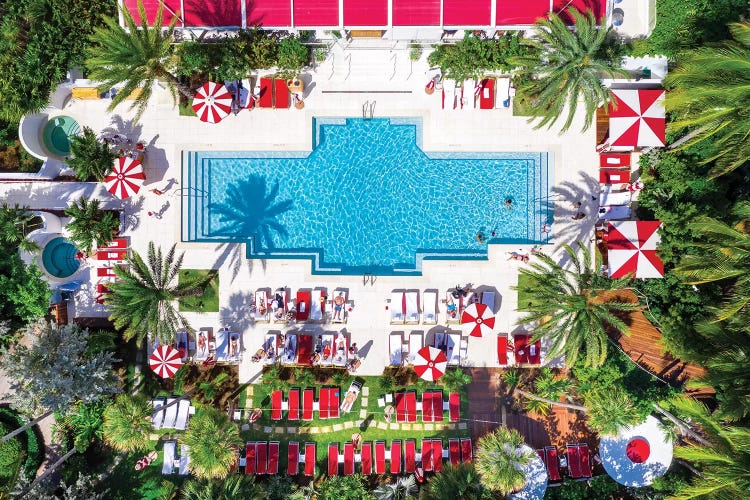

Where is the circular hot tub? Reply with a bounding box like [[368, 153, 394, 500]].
[[42, 115, 80, 157], [41, 236, 80, 279]]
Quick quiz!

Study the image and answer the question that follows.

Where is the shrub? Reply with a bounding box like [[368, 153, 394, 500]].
[[174, 41, 220, 77], [277, 37, 309, 72], [67, 127, 117, 181], [428, 32, 528, 81], [378, 372, 395, 393], [0, 423, 21, 480]]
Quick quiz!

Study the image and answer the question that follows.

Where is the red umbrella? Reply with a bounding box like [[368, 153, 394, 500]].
[[461, 302, 495, 337], [192, 82, 232, 123], [148, 345, 182, 378], [607, 221, 664, 279], [609, 89, 665, 147], [413, 346, 448, 382], [105, 156, 145, 199]]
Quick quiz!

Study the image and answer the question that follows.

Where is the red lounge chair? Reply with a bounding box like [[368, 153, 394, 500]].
[[461, 438, 473, 463], [329, 387, 340, 418], [96, 283, 110, 294], [259, 78, 273, 108], [319, 387, 330, 419], [567, 444, 582, 478], [514, 334, 530, 364], [97, 267, 116, 277], [432, 440, 443, 472], [298, 334, 313, 366], [432, 391, 444, 422], [422, 439, 433, 472], [328, 443, 339, 476], [361, 441, 373, 475], [288, 388, 300, 421], [600, 168, 630, 184], [304, 442, 315, 476], [449, 439, 461, 465], [404, 439, 416, 473], [268, 441, 279, 474], [344, 442, 355, 475], [599, 153, 631, 168], [271, 390, 282, 420], [497, 336, 508, 365], [96, 250, 127, 261], [302, 388, 314, 421], [422, 392, 433, 423], [274, 78, 289, 109], [98, 237, 127, 250], [449, 392, 460, 423], [546, 446, 562, 481], [296, 290, 311, 321], [406, 391, 417, 423], [245, 442, 256, 474], [256, 442, 268, 474], [375, 441, 386, 474], [579, 444, 592, 478], [395, 392, 406, 422], [288, 441, 299, 475], [479, 78, 495, 109], [390, 440, 402, 474], [529, 339, 542, 365]]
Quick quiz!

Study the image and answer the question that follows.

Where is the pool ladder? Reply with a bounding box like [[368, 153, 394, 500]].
[[362, 100, 375, 120], [362, 273, 376, 286]]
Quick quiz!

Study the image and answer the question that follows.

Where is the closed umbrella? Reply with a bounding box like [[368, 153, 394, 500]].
[[413, 346, 448, 382], [148, 345, 182, 378], [192, 81, 232, 123], [105, 156, 145, 199], [461, 302, 495, 337]]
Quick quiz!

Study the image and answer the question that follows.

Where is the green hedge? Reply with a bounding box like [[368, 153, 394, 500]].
[[0, 407, 45, 488]]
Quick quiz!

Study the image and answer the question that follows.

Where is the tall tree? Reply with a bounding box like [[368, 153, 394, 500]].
[[514, 242, 638, 367], [664, 22, 750, 178], [0, 252, 50, 329], [67, 127, 117, 182], [510, 8, 627, 133], [64, 197, 119, 255], [0, 321, 120, 443], [107, 242, 213, 346], [422, 463, 489, 500], [583, 386, 643, 436], [182, 475, 263, 500], [85, 0, 191, 121], [0, 203, 41, 253], [102, 394, 152, 452], [475, 427, 534, 495], [181, 407, 241, 479]]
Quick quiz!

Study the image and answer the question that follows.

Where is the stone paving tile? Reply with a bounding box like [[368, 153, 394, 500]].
[[458, 423, 468, 430], [376, 421, 388, 430], [389, 423, 400, 430], [149, 434, 160, 440], [275, 426, 285, 434], [434, 423, 445, 431], [446, 423, 456, 430], [241, 424, 250, 431], [424, 424, 434, 431], [310, 427, 319, 433], [356, 420, 364, 427], [362, 387, 369, 396], [400, 424, 410, 431], [359, 410, 368, 419], [361, 398, 368, 406], [343, 421, 354, 429], [320, 426, 332, 433], [332, 424, 344, 431], [252, 424, 261, 430], [287, 427, 297, 434], [264, 426, 273, 433], [412, 424, 423, 430]]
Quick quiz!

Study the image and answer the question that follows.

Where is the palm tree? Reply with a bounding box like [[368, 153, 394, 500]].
[[85, 0, 192, 121], [107, 242, 213, 346], [373, 476, 417, 500], [674, 202, 750, 320], [669, 396, 750, 499], [0, 204, 41, 253], [664, 22, 750, 178], [513, 242, 639, 367], [422, 463, 488, 500], [510, 8, 627, 133], [440, 368, 472, 393], [583, 386, 643, 436], [182, 475, 263, 500], [181, 407, 241, 479], [102, 394, 151, 452], [475, 428, 534, 495], [64, 197, 119, 255], [67, 127, 117, 181]]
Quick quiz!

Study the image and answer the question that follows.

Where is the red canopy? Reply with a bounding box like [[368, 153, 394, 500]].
[[123, 0, 182, 26], [393, 0, 440, 25], [607, 221, 664, 278], [444, 0, 491, 26], [247, 0, 292, 26], [344, 0, 388, 26], [609, 89, 666, 148], [183, 0, 242, 27], [496, 0, 549, 25], [294, 0, 339, 26], [553, 0, 606, 22]]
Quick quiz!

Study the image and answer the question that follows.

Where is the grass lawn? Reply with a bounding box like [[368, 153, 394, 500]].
[[178, 269, 219, 313], [517, 273, 542, 311], [178, 102, 197, 117], [104, 447, 186, 500]]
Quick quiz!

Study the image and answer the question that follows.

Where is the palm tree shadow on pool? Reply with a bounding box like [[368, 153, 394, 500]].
[[210, 175, 293, 252]]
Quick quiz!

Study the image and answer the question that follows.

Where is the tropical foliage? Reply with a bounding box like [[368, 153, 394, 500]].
[[0, 204, 41, 253], [316, 475, 373, 500], [54, 401, 106, 453], [102, 394, 152, 452], [372, 476, 417, 500], [428, 33, 528, 82], [475, 427, 533, 495], [510, 8, 627, 132], [583, 386, 643, 436], [665, 22, 750, 178], [181, 407, 241, 479], [67, 127, 117, 181], [514, 242, 638, 367], [182, 475, 262, 500], [64, 197, 119, 255], [422, 463, 489, 500]]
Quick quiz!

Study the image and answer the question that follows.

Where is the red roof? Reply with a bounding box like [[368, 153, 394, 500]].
[[294, 0, 339, 26], [247, 0, 292, 26], [344, 0, 388, 26], [123, 0, 182, 26], [183, 0, 242, 27], [392, 0, 440, 26], [496, 0, 549, 25], [444, 0, 491, 26], [553, 0, 606, 22]]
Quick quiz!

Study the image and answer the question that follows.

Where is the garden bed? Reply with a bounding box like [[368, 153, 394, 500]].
[[178, 269, 219, 312]]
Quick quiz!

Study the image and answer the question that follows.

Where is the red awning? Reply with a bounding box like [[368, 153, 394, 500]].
[[496, 0, 549, 25], [553, 0, 606, 22], [444, 0, 491, 26], [183, 0, 242, 27], [344, 0, 388, 26], [294, 0, 339, 26], [247, 0, 292, 27], [123, 0, 182, 26], [393, 0, 440, 26]]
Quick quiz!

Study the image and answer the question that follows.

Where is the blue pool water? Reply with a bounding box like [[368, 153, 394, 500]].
[[42, 237, 80, 278], [183, 118, 551, 275]]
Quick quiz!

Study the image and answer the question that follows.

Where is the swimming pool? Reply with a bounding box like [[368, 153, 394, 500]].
[[41, 236, 80, 278], [183, 118, 551, 275], [43, 115, 80, 157]]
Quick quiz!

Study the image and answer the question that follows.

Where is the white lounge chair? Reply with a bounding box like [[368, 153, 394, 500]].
[[162, 441, 176, 475], [176, 331, 188, 362], [162, 397, 178, 429], [311, 289, 324, 321], [497, 77, 511, 108], [405, 291, 420, 324], [598, 205, 632, 220], [195, 328, 211, 361], [443, 79, 457, 110], [151, 397, 165, 430], [178, 445, 190, 475], [254, 290, 269, 322], [271, 289, 287, 323], [391, 291, 405, 324], [264, 333, 278, 365], [599, 187, 632, 206], [408, 332, 423, 364], [389, 332, 403, 366], [463, 79, 476, 109], [174, 399, 191, 430], [333, 332, 348, 367], [422, 291, 437, 324], [215, 328, 229, 362], [282, 333, 298, 364], [331, 289, 348, 324], [340, 380, 363, 413], [447, 333, 461, 366], [481, 291, 495, 313]]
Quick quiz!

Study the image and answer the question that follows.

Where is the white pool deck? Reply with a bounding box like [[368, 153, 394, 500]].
[[1, 48, 599, 382]]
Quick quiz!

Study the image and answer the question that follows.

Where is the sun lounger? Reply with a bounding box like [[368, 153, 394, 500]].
[[245, 442, 256, 474], [406, 391, 417, 423], [600, 186, 632, 206], [304, 442, 316, 476], [432, 440, 443, 472], [447, 333, 461, 366], [390, 291, 405, 324], [320, 333, 334, 365], [162, 441, 176, 474], [445, 291, 461, 324], [239, 78, 252, 108], [298, 334, 314, 366], [407, 332, 423, 364], [96, 250, 127, 261], [579, 443, 592, 478], [274, 79, 289, 108], [479, 78, 495, 109], [296, 290, 311, 321], [598, 205, 632, 220], [421, 439, 433, 472], [288, 441, 299, 475], [395, 392, 406, 422], [390, 440, 402, 474], [344, 442, 355, 475], [175, 331, 189, 362], [268, 441, 279, 474], [97, 267, 117, 278], [174, 399, 191, 430], [449, 439, 461, 465], [528, 340, 541, 365], [497, 77, 511, 108], [405, 291, 420, 324], [331, 289, 348, 323], [422, 291, 437, 324], [404, 439, 416, 473], [433, 391, 445, 422], [255, 442, 267, 475], [259, 78, 273, 108], [162, 397, 178, 429], [318, 386, 330, 419], [567, 444, 582, 478], [252, 290, 269, 322], [443, 79, 457, 110], [361, 441, 372, 475], [178, 444, 190, 475], [269, 288, 287, 323], [497, 335, 508, 365], [282, 333, 298, 364], [329, 387, 340, 419], [449, 392, 460, 423], [151, 398, 165, 429], [263, 333, 277, 364], [389, 332, 403, 366], [195, 328, 211, 361], [302, 388, 314, 421], [461, 438, 473, 463], [538, 446, 561, 481], [333, 332, 348, 367], [375, 441, 386, 474], [340, 380, 362, 413], [214, 328, 229, 362], [271, 390, 283, 420], [421, 392, 433, 423], [480, 291, 495, 312], [599, 153, 631, 167], [328, 443, 339, 476], [311, 289, 325, 321], [287, 388, 300, 420], [98, 237, 128, 250], [600, 168, 630, 184]]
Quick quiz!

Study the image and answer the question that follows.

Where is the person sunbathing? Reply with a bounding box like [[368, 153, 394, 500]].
[[323, 344, 331, 360], [230, 335, 238, 357], [446, 296, 457, 319], [333, 293, 345, 320], [197, 333, 206, 356]]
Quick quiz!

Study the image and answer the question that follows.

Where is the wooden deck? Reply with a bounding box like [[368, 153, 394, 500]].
[[596, 105, 609, 146]]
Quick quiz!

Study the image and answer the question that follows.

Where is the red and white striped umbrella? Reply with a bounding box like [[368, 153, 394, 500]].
[[461, 302, 495, 337], [105, 156, 145, 199], [148, 345, 182, 378], [608, 89, 665, 148], [413, 346, 448, 382], [192, 81, 232, 123], [607, 221, 664, 278]]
